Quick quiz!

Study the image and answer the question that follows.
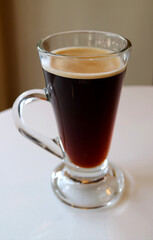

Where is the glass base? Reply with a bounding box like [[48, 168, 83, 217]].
[[51, 161, 125, 209]]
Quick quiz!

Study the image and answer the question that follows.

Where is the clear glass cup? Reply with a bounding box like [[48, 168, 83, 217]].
[[13, 30, 132, 209]]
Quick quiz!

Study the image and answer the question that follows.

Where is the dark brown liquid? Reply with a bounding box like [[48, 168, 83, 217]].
[[43, 47, 126, 168]]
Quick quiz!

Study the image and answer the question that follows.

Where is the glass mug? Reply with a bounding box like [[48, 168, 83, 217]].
[[13, 30, 131, 209]]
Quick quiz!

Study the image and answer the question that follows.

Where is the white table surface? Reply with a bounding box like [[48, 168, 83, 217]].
[[0, 86, 153, 240]]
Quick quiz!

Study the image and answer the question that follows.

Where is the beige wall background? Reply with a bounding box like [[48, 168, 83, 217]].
[[0, 0, 153, 111]]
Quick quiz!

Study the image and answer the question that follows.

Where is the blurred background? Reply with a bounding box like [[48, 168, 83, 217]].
[[0, 0, 152, 111]]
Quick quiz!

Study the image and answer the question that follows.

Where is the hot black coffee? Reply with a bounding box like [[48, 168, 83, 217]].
[[42, 47, 125, 168]]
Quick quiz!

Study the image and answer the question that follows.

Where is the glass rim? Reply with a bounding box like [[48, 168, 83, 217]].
[[37, 30, 132, 58]]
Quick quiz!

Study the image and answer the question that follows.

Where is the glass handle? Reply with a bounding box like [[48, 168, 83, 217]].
[[12, 89, 63, 159]]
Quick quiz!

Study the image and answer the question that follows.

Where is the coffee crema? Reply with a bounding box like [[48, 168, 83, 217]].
[[42, 47, 126, 168], [42, 47, 125, 79]]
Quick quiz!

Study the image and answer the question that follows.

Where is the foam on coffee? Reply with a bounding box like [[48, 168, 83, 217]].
[[42, 47, 125, 79]]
